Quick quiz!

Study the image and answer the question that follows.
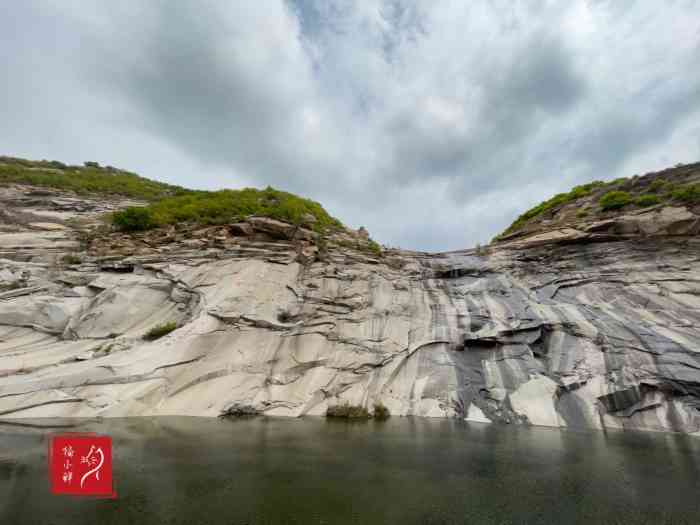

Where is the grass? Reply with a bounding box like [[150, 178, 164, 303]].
[[496, 162, 700, 239], [599, 191, 632, 211], [142, 321, 177, 341], [333, 237, 384, 257], [645, 179, 700, 204], [499, 181, 605, 237], [366, 239, 382, 256], [0, 156, 187, 201], [113, 186, 343, 233]]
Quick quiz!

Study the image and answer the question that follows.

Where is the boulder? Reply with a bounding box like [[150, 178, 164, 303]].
[[228, 222, 254, 237], [301, 213, 317, 226], [248, 217, 314, 240]]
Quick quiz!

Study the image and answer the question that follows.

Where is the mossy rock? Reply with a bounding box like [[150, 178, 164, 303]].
[[326, 403, 371, 419]]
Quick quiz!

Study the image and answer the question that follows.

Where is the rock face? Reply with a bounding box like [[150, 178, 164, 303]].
[[1, 184, 699, 436]]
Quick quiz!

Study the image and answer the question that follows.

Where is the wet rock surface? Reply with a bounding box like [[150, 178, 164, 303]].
[[0, 184, 699, 435]]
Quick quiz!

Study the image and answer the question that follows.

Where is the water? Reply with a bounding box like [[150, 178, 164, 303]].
[[1, 417, 699, 525]]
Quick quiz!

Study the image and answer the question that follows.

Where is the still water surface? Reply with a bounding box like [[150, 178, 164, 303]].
[[1, 417, 699, 524]]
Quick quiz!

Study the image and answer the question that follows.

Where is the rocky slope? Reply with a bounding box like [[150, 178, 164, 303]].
[[1, 163, 700, 435]]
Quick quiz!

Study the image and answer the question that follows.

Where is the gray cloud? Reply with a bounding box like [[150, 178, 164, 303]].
[[1, 1, 700, 251]]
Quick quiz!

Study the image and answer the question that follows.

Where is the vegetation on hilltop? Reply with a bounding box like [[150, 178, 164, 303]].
[[499, 181, 606, 237], [0, 155, 345, 233], [112, 186, 343, 233], [497, 162, 700, 240], [0, 156, 187, 201]]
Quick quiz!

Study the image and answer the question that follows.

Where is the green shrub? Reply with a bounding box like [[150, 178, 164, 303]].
[[366, 239, 382, 256], [220, 404, 260, 417], [605, 177, 628, 187], [576, 209, 589, 218], [599, 191, 632, 211], [635, 194, 661, 207], [648, 179, 666, 193], [112, 207, 157, 232], [142, 321, 177, 341], [373, 402, 390, 420], [648, 178, 677, 195], [46, 160, 68, 170], [671, 184, 700, 203], [326, 403, 370, 419], [142, 186, 343, 232]]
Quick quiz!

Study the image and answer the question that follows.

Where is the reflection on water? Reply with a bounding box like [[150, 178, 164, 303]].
[[1, 417, 699, 524]]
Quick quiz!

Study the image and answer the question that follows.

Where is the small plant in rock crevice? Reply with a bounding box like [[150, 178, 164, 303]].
[[142, 321, 177, 341]]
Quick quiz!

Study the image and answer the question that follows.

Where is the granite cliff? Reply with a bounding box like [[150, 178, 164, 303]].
[[1, 158, 699, 435]]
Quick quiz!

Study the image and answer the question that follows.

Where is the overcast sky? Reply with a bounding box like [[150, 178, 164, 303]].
[[2, 1, 700, 251]]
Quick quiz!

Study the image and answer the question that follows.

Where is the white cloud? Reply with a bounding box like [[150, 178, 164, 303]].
[[1, 1, 699, 251]]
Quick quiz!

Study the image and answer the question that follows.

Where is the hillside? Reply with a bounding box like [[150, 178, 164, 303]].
[[0, 155, 188, 201], [0, 156, 699, 436], [496, 161, 700, 241], [0, 156, 345, 233]]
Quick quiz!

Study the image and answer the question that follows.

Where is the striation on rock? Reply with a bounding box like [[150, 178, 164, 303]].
[[0, 179, 699, 436]]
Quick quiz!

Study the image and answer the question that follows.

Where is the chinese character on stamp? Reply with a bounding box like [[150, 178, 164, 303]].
[[49, 434, 115, 497]]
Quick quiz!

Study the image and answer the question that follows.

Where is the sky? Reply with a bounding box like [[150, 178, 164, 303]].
[[2, 1, 700, 252]]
